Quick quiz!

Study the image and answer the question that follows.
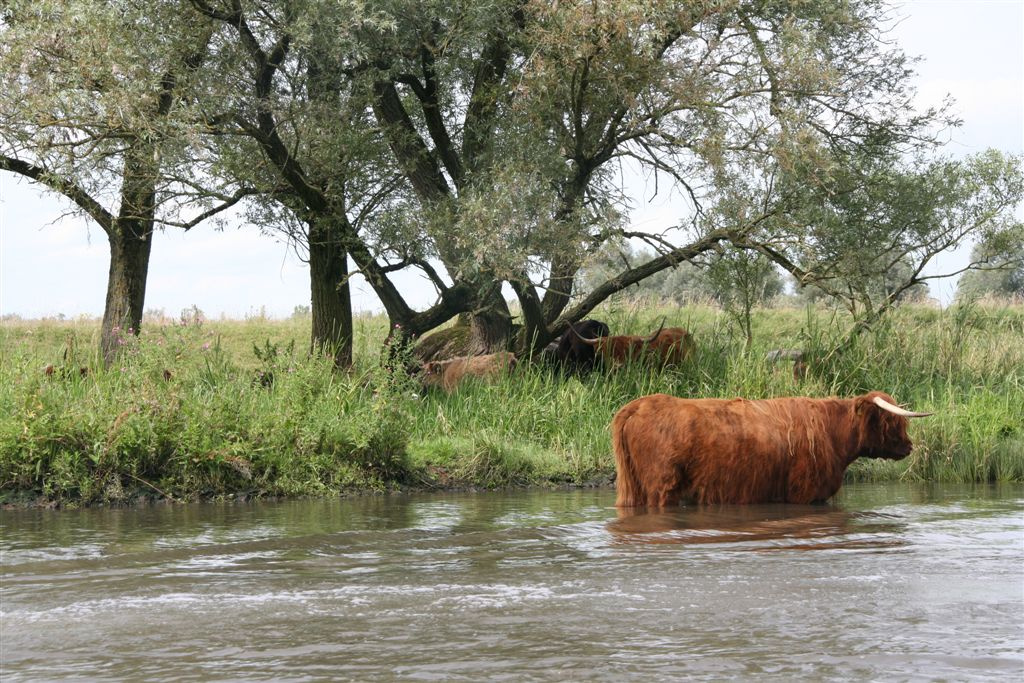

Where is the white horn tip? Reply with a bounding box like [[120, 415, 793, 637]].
[[872, 395, 934, 418]]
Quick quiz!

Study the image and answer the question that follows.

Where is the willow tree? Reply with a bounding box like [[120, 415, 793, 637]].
[[0, 0, 248, 364], [371, 0, 963, 351], [192, 0, 973, 358], [189, 0, 490, 367], [323, 0, 954, 351], [501, 1, 962, 349], [195, 33, 397, 370], [730, 148, 1024, 341]]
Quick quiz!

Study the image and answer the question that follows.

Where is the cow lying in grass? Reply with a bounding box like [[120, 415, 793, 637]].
[[647, 327, 696, 365], [420, 351, 517, 393], [569, 319, 695, 368]]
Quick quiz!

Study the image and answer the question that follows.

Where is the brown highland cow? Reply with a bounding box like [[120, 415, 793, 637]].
[[421, 351, 516, 393], [611, 391, 932, 506]]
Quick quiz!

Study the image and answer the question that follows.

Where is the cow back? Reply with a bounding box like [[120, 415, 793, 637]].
[[425, 351, 516, 393], [651, 327, 695, 364]]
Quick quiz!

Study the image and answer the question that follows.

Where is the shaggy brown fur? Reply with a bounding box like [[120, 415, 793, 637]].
[[647, 327, 696, 365], [421, 351, 516, 393], [611, 391, 926, 506], [571, 321, 671, 368]]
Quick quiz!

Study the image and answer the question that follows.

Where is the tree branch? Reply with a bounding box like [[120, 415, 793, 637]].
[[1, 155, 115, 234], [162, 188, 259, 231], [551, 228, 733, 334]]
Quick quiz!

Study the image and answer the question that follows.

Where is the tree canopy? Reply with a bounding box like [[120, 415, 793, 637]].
[[956, 238, 1024, 301], [3, 0, 1021, 362], [0, 0, 249, 362]]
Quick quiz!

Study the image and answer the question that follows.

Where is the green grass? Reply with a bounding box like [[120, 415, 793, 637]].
[[1, 299, 1022, 506]]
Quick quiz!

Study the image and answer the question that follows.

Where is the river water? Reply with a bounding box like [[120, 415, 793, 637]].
[[1, 483, 1022, 681]]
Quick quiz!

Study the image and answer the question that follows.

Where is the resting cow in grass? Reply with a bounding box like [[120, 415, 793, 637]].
[[611, 391, 932, 506], [647, 327, 696, 365], [421, 352, 517, 393], [542, 319, 611, 374], [569, 319, 696, 370]]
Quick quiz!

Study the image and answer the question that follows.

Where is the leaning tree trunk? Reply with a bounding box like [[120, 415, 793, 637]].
[[99, 219, 154, 366], [308, 223, 353, 370]]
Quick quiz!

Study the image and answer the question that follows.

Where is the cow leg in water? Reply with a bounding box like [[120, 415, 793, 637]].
[[642, 461, 685, 508]]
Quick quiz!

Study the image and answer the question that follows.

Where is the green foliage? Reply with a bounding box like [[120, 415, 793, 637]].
[[1, 0, 229, 215], [750, 149, 1024, 327], [1, 302, 1022, 507], [251, 338, 296, 387], [955, 240, 1024, 301], [704, 247, 785, 348], [794, 257, 931, 307]]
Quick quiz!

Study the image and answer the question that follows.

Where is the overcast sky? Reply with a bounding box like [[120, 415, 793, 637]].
[[2, 0, 1022, 320]]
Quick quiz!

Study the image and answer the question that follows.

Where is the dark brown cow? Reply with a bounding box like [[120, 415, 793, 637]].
[[421, 351, 516, 393], [611, 391, 932, 507], [569, 319, 667, 368], [542, 319, 611, 374]]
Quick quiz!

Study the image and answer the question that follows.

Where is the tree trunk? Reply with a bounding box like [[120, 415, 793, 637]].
[[466, 284, 514, 355], [309, 224, 353, 370], [100, 221, 153, 366], [468, 310, 513, 355], [508, 278, 549, 355], [100, 139, 160, 367], [540, 252, 579, 325]]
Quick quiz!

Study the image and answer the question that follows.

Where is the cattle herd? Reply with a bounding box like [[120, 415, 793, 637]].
[[417, 318, 692, 393], [416, 318, 933, 507]]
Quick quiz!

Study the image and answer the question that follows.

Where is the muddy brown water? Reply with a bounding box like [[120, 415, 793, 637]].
[[1, 483, 1022, 681]]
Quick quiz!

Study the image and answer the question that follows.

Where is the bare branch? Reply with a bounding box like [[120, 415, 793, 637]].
[[1, 155, 115, 234]]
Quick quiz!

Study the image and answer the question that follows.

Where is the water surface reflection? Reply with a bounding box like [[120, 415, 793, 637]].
[[1, 483, 1021, 681], [608, 504, 907, 551]]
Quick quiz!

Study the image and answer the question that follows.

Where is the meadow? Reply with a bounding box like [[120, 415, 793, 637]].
[[2, 298, 1022, 506]]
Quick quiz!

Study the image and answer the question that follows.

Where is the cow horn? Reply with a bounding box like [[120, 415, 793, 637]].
[[644, 317, 666, 343], [567, 320, 600, 345], [872, 396, 933, 418]]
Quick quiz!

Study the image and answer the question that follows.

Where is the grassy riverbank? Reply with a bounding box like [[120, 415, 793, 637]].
[[2, 300, 1022, 506]]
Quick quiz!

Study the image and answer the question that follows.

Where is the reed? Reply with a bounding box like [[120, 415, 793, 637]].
[[2, 299, 1021, 506]]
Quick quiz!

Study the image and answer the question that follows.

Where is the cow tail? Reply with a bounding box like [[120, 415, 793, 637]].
[[611, 409, 640, 508]]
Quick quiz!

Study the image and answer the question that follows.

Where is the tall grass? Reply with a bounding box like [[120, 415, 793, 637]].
[[1, 299, 1021, 506]]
